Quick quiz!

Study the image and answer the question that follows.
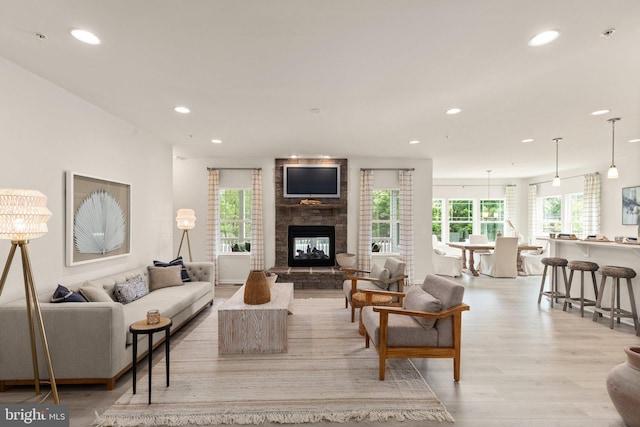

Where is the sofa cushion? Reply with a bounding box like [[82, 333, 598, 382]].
[[370, 264, 391, 289], [78, 281, 114, 302], [153, 256, 191, 282], [361, 306, 439, 348], [114, 275, 149, 304], [148, 266, 184, 291], [50, 285, 87, 303], [404, 285, 442, 329]]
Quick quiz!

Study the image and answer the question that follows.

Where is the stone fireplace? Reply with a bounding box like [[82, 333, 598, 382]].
[[270, 158, 348, 289]]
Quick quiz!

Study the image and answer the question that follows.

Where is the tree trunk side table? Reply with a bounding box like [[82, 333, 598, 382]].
[[129, 317, 172, 404]]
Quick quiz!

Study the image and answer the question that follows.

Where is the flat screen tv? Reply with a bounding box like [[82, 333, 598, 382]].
[[283, 164, 340, 198]]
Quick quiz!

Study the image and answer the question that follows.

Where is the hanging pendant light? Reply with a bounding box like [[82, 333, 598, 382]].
[[552, 138, 562, 187], [483, 170, 491, 219], [607, 117, 621, 179]]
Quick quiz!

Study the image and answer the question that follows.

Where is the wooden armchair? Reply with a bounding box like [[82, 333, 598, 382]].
[[342, 257, 407, 322], [360, 274, 469, 381]]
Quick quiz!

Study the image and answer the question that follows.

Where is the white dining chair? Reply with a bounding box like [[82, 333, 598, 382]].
[[479, 237, 519, 278]]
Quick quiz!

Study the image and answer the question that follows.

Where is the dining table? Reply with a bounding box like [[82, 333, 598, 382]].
[[446, 241, 542, 276]]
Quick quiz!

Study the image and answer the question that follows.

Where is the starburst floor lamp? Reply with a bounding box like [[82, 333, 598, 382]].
[[176, 208, 196, 261], [0, 189, 59, 403]]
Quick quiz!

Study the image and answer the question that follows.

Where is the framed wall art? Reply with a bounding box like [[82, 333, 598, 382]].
[[622, 185, 640, 225], [66, 172, 131, 266]]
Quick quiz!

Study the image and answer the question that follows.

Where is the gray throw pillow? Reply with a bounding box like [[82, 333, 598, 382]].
[[148, 265, 184, 291], [404, 285, 442, 329], [434, 248, 446, 256], [370, 264, 391, 289], [78, 281, 114, 302], [114, 275, 149, 304]]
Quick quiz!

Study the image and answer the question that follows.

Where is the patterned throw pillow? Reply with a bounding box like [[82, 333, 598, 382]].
[[403, 285, 442, 329], [153, 256, 191, 282], [50, 285, 87, 303], [114, 275, 149, 304]]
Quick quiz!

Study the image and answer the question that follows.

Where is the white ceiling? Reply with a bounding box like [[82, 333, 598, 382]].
[[1, 0, 639, 179]]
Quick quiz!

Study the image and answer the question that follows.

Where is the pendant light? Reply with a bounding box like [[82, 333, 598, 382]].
[[607, 117, 621, 179], [552, 138, 562, 187], [483, 170, 491, 219]]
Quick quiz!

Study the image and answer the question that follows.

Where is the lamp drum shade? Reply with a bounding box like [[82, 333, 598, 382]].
[[0, 189, 51, 240], [176, 208, 196, 230]]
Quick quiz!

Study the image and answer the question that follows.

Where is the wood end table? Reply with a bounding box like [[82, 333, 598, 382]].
[[130, 317, 172, 404]]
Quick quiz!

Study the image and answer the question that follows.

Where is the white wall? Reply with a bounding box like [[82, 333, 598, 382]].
[[173, 156, 433, 285], [0, 57, 174, 303]]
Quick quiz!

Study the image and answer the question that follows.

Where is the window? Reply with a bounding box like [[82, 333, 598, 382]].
[[372, 189, 399, 253], [219, 189, 251, 252], [568, 193, 584, 235], [432, 199, 443, 241], [540, 196, 562, 233], [480, 199, 505, 241], [448, 199, 473, 242]]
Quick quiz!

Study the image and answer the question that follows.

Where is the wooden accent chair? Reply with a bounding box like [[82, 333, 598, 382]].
[[361, 274, 469, 381], [342, 258, 407, 322]]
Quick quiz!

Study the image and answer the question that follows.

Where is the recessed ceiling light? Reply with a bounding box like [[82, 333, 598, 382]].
[[446, 108, 461, 115], [70, 29, 101, 45], [629, 138, 640, 143], [528, 30, 560, 46], [409, 140, 420, 144], [591, 109, 610, 116], [521, 138, 534, 143], [290, 155, 298, 159], [211, 139, 222, 144], [174, 106, 190, 114]]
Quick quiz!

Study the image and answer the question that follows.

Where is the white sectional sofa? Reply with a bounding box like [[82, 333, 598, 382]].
[[0, 262, 214, 390]]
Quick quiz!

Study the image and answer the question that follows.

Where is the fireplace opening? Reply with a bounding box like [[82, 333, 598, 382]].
[[288, 225, 335, 267]]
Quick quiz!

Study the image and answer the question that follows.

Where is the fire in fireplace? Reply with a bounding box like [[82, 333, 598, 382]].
[[288, 225, 335, 267]]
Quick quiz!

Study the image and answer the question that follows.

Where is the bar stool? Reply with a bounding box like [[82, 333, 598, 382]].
[[563, 261, 599, 317], [538, 257, 568, 308], [592, 266, 638, 334]]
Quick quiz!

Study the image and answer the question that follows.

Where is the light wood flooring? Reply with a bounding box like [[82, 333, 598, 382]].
[[3, 275, 639, 426]]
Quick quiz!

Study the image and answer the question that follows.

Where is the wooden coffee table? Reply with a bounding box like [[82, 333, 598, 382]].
[[218, 282, 294, 354]]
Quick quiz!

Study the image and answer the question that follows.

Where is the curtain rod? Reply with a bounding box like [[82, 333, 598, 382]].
[[433, 184, 509, 188], [529, 173, 592, 186], [360, 168, 415, 171], [207, 167, 262, 171]]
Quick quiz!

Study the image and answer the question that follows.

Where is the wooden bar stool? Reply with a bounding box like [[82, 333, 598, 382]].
[[563, 261, 599, 317], [592, 266, 638, 334], [538, 257, 568, 308]]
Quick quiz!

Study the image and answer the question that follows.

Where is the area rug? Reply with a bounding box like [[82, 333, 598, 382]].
[[94, 298, 453, 426]]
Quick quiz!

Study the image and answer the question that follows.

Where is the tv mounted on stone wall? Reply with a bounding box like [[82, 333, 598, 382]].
[[283, 164, 340, 198]]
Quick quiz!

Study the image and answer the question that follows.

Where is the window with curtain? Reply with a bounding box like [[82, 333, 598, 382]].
[[372, 189, 400, 253], [448, 199, 473, 242], [432, 199, 443, 241], [539, 195, 562, 233], [479, 199, 505, 240], [537, 193, 584, 236], [219, 189, 252, 252]]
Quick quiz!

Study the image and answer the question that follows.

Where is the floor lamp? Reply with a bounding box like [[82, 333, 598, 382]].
[[0, 189, 59, 403], [176, 208, 196, 261]]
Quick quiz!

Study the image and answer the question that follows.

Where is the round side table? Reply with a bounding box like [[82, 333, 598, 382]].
[[351, 292, 393, 336], [130, 317, 172, 404]]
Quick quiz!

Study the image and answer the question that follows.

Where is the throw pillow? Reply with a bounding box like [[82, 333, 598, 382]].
[[114, 275, 149, 304], [403, 285, 442, 329], [78, 281, 114, 302], [370, 264, 391, 290], [434, 248, 446, 256], [153, 256, 191, 282], [148, 265, 184, 291], [50, 285, 87, 303]]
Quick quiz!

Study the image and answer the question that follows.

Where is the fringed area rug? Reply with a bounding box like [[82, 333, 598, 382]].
[[94, 298, 453, 426]]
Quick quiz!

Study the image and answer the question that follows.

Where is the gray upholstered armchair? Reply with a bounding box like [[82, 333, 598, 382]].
[[361, 274, 469, 381], [342, 258, 407, 322]]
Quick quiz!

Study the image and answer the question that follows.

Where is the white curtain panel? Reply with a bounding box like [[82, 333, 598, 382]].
[[504, 185, 517, 236], [206, 169, 220, 285], [583, 172, 601, 236], [358, 170, 373, 271], [250, 169, 265, 270], [399, 170, 415, 286], [528, 184, 537, 242]]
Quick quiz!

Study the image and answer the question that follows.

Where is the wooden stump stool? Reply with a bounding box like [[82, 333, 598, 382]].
[[563, 260, 599, 317], [351, 292, 393, 336], [593, 266, 638, 335], [538, 257, 568, 308]]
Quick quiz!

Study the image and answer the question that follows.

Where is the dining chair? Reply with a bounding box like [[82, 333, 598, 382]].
[[479, 237, 519, 278]]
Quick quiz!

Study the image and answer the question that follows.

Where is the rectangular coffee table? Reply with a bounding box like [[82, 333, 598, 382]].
[[218, 282, 294, 354]]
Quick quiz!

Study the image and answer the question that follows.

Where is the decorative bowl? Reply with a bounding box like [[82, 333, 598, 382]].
[[336, 253, 356, 268]]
